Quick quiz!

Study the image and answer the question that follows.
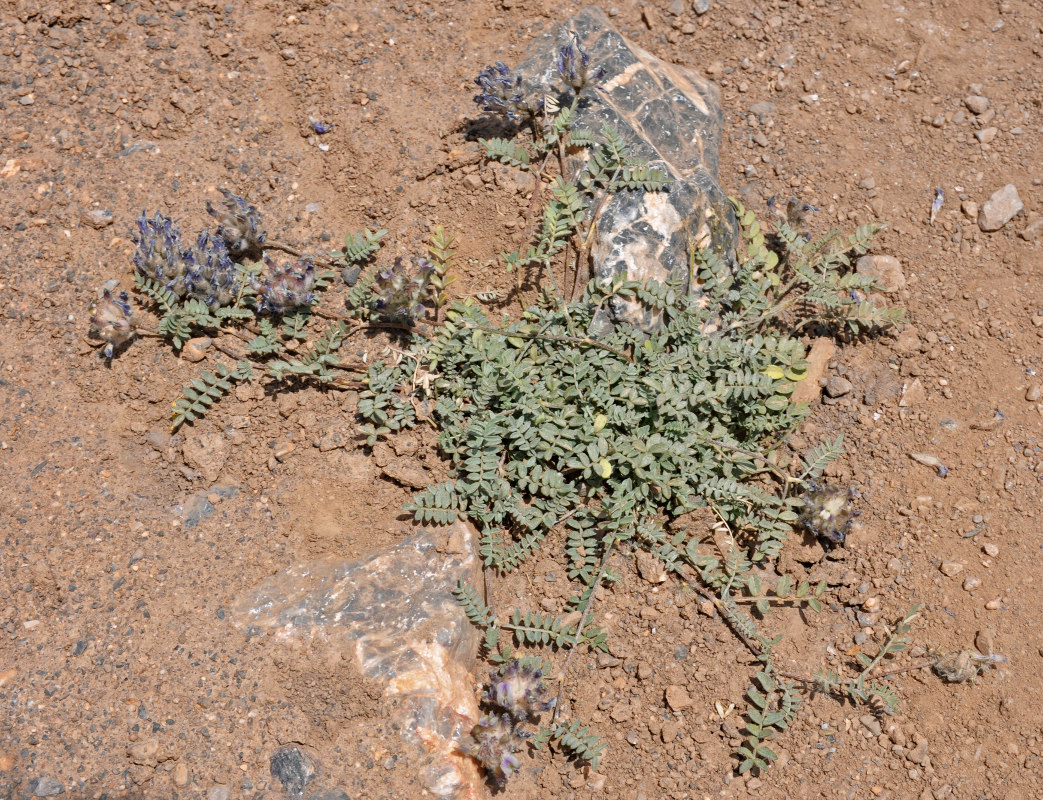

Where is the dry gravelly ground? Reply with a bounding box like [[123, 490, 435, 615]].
[[1, 0, 1042, 799]]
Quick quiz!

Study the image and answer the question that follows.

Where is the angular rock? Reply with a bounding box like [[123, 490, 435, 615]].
[[635, 549, 668, 583], [791, 338, 836, 404], [518, 8, 737, 331], [665, 684, 692, 711], [824, 376, 853, 398], [80, 208, 114, 229], [899, 378, 926, 408], [182, 433, 228, 483], [236, 521, 485, 800], [963, 95, 989, 115], [1019, 215, 1043, 241], [856, 255, 905, 293], [978, 184, 1023, 232], [381, 459, 430, 489], [30, 778, 64, 797], [270, 745, 317, 798]]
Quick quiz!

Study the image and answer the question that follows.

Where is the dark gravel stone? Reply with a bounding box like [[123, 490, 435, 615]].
[[270, 745, 317, 798]]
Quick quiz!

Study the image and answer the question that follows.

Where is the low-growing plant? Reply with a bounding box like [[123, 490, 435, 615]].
[[89, 23, 1001, 789]]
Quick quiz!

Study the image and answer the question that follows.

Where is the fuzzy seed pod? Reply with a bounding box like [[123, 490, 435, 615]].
[[254, 256, 316, 314], [89, 288, 135, 358], [462, 713, 528, 788], [483, 660, 555, 722]]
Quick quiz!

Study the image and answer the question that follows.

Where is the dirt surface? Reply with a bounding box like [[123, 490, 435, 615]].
[[2, 0, 1043, 799]]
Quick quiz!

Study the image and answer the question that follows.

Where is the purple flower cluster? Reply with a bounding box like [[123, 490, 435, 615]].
[[253, 256, 316, 314], [89, 287, 135, 358], [464, 660, 555, 787], [371, 257, 435, 323], [133, 211, 186, 284], [556, 32, 604, 93], [205, 188, 266, 258], [473, 62, 541, 123], [133, 212, 242, 311]]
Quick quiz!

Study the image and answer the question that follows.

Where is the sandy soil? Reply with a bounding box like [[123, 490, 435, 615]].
[[1, 0, 1042, 799]]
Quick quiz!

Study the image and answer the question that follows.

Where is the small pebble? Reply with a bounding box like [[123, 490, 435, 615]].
[[963, 576, 981, 591], [982, 543, 999, 557], [963, 95, 990, 115], [693, 0, 712, 15], [31, 778, 64, 798], [207, 787, 229, 800], [1026, 384, 1041, 402], [984, 598, 1002, 610], [940, 562, 964, 577], [173, 763, 189, 787], [860, 714, 881, 737], [80, 208, 114, 229], [825, 376, 853, 398], [975, 127, 998, 144], [961, 200, 978, 219], [665, 684, 692, 711]]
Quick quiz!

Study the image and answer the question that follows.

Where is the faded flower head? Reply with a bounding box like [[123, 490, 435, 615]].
[[483, 660, 555, 722], [371, 256, 435, 323], [474, 62, 541, 122], [932, 649, 1007, 684], [796, 482, 859, 546], [133, 211, 188, 284], [89, 287, 135, 358], [254, 256, 316, 314], [206, 188, 266, 258], [557, 31, 604, 93], [462, 713, 527, 788]]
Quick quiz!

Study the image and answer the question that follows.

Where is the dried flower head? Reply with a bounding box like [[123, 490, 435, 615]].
[[462, 713, 528, 788], [206, 189, 266, 258], [796, 482, 859, 546], [254, 256, 316, 314], [133, 211, 188, 284], [473, 62, 541, 122], [483, 660, 555, 722], [932, 649, 1007, 684], [556, 31, 604, 93], [371, 257, 435, 323], [89, 287, 135, 358]]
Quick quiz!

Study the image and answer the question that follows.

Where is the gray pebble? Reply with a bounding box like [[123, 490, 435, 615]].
[[963, 95, 989, 115], [270, 745, 317, 798], [31, 778, 64, 797], [19, 94, 34, 105], [207, 787, 229, 800], [80, 208, 114, 229], [824, 376, 853, 398], [693, 0, 712, 14], [978, 184, 1023, 232]]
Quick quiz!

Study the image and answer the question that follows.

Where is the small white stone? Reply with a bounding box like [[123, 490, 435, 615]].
[[940, 561, 964, 577]]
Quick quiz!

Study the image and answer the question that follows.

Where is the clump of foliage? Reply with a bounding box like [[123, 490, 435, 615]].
[[350, 31, 922, 782], [112, 191, 389, 429]]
